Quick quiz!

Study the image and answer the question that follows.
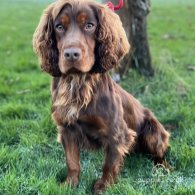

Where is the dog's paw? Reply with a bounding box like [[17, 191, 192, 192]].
[[93, 179, 106, 195], [65, 175, 79, 187]]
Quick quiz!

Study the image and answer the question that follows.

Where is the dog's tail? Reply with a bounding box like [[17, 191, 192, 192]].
[[137, 109, 170, 163]]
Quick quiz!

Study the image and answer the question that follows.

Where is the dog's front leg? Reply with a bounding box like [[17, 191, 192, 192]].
[[58, 126, 80, 187], [93, 145, 123, 195], [93, 118, 136, 195]]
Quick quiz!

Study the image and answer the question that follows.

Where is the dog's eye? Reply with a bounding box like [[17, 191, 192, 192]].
[[56, 24, 64, 32], [84, 23, 94, 31]]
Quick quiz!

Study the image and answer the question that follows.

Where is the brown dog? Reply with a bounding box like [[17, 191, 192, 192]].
[[33, 0, 170, 194]]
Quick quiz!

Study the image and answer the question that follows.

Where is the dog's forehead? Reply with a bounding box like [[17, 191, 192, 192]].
[[54, 2, 96, 23]]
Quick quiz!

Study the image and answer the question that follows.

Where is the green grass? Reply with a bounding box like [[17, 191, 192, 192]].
[[0, 0, 195, 194]]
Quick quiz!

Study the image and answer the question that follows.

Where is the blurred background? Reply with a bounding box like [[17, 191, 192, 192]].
[[0, 0, 194, 194]]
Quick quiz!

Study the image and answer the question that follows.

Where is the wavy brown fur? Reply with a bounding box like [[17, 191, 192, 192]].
[[52, 73, 100, 125], [33, 0, 170, 194]]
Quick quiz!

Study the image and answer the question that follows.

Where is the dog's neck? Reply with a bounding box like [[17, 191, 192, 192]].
[[52, 73, 100, 124]]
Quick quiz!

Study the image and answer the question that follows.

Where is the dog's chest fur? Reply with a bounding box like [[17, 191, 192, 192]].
[[51, 74, 100, 125]]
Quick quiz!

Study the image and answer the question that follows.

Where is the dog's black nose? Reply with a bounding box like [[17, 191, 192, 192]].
[[64, 48, 81, 62]]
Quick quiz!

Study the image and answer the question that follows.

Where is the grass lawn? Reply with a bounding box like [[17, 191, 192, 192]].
[[0, 0, 195, 194]]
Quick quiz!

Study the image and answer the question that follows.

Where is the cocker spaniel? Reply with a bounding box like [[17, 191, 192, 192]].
[[33, 0, 170, 194]]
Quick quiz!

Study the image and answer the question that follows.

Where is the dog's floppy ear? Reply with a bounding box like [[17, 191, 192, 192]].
[[91, 4, 130, 73], [33, 4, 61, 77]]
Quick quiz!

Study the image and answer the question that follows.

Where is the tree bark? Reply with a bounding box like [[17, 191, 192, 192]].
[[110, 0, 154, 77]]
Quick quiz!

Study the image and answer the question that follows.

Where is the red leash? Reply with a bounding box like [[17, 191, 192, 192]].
[[107, 0, 124, 11]]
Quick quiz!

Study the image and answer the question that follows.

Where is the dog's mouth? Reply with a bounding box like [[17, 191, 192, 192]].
[[59, 57, 95, 74], [66, 67, 83, 74]]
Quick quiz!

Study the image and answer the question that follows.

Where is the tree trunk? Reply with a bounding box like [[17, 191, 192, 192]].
[[110, 0, 154, 77]]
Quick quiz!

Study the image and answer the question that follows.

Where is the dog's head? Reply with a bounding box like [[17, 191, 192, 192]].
[[33, 0, 130, 76]]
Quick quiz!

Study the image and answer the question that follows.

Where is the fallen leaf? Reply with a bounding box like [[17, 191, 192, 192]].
[[162, 33, 175, 40], [187, 65, 195, 71], [177, 83, 187, 96]]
